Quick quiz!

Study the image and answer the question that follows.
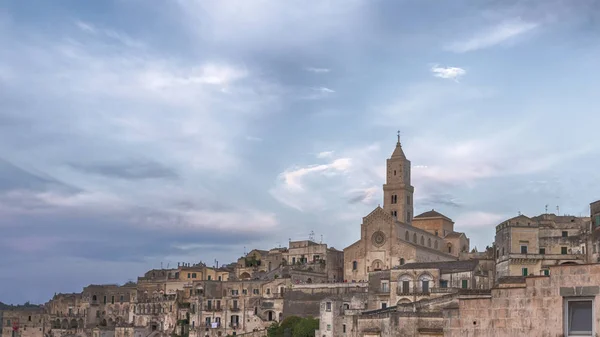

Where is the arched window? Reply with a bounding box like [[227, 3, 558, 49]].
[[428, 238, 431, 247], [448, 243, 453, 254], [352, 261, 357, 270], [413, 233, 417, 243], [405, 231, 409, 241], [420, 236, 424, 245], [400, 258, 405, 265], [417, 273, 434, 293], [92, 295, 97, 301]]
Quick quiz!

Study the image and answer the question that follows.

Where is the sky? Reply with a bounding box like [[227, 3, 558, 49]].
[[1, 0, 600, 304]]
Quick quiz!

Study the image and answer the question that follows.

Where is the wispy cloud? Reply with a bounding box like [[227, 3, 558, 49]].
[[447, 19, 539, 53], [305, 67, 331, 73], [430, 65, 466, 82], [317, 151, 334, 158], [454, 211, 506, 229]]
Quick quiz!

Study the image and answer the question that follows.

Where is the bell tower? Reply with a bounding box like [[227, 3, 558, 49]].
[[383, 131, 414, 224]]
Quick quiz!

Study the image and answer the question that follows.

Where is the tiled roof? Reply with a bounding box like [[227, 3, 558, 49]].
[[444, 231, 464, 239], [414, 209, 452, 220], [396, 259, 478, 273]]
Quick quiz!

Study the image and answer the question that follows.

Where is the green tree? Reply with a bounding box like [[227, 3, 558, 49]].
[[292, 317, 319, 337]]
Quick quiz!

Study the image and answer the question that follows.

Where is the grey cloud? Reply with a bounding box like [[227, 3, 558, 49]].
[[0, 158, 76, 193], [69, 159, 179, 180], [420, 193, 463, 208]]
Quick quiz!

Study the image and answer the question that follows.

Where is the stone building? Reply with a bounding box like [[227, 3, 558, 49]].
[[590, 200, 600, 263], [1, 307, 46, 337], [495, 213, 590, 279], [445, 263, 600, 337], [343, 138, 466, 282]]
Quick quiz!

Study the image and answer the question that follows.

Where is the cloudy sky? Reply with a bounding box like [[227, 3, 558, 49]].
[[2, 0, 600, 304]]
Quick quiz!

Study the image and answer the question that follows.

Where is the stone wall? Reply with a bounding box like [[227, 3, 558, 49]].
[[283, 284, 368, 318], [444, 263, 600, 337]]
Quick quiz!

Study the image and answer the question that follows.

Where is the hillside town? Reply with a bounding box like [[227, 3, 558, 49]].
[[3, 138, 600, 337]]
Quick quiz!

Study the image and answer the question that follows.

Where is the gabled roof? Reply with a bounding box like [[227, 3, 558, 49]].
[[396, 259, 479, 273], [444, 231, 465, 239], [414, 209, 452, 221]]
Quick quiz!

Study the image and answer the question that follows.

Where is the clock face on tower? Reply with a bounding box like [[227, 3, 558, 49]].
[[372, 231, 386, 247]]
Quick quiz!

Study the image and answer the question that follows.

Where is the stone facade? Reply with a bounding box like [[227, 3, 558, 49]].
[[445, 263, 600, 337], [494, 213, 590, 279]]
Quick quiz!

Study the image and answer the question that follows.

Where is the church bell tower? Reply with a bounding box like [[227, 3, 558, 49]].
[[383, 131, 414, 224]]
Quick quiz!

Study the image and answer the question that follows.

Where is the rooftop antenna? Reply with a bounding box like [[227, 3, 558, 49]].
[[309, 230, 315, 241], [320, 234, 323, 244], [166, 262, 170, 269], [214, 259, 219, 269], [161, 262, 163, 269], [557, 205, 560, 216], [545, 204, 548, 213], [243, 246, 246, 255]]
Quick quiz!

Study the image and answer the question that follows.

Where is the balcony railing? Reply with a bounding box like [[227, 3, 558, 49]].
[[229, 322, 239, 329], [396, 288, 431, 296]]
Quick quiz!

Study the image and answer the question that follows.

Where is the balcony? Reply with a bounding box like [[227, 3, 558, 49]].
[[396, 288, 431, 296], [229, 322, 239, 329], [230, 307, 240, 312]]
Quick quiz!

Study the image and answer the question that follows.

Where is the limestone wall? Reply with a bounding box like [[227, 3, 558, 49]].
[[445, 264, 600, 337]]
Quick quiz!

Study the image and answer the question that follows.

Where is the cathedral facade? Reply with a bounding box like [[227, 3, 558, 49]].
[[343, 137, 469, 282]]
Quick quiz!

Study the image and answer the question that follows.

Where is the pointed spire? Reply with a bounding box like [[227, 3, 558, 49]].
[[390, 130, 406, 158]]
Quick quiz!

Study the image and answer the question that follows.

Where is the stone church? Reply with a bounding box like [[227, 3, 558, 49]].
[[343, 136, 470, 282]]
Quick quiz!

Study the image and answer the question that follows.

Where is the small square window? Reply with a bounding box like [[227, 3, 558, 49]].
[[564, 299, 593, 336], [543, 270, 549, 276], [539, 248, 546, 255], [381, 303, 387, 309], [562, 231, 568, 238], [562, 247, 568, 255]]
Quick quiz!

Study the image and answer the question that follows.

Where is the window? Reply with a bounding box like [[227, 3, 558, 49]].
[[407, 195, 411, 205], [562, 231, 568, 238], [207, 300, 212, 310], [394, 170, 396, 176], [352, 261, 357, 270], [103, 296, 107, 304], [399, 258, 405, 265], [381, 281, 389, 292], [292, 257, 296, 264], [327, 325, 331, 331], [192, 273, 197, 278], [562, 247, 568, 255], [521, 245, 528, 254], [522, 268, 528, 276], [233, 300, 238, 309], [216, 300, 221, 310], [461, 280, 468, 289], [595, 215, 600, 228], [208, 275, 212, 280], [242, 289, 247, 295], [407, 211, 411, 222], [343, 324, 346, 333], [440, 280, 448, 288], [111, 296, 115, 304], [266, 288, 271, 295], [392, 210, 397, 217], [564, 298, 593, 336], [543, 270, 550, 276], [422, 281, 429, 293], [391, 195, 397, 204], [381, 303, 387, 309], [428, 238, 431, 247], [205, 317, 211, 325], [448, 244, 453, 254], [326, 302, 331, 312], [120, 295, 124, 303], [218, 276, 222, 281], [28, 316, 31, 322], [413, 233, 417, 243], [402, 281, 410, 294], [420, 236, 424, 245], [187, 273, 191, 278], [540, 248, 546, 255]]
